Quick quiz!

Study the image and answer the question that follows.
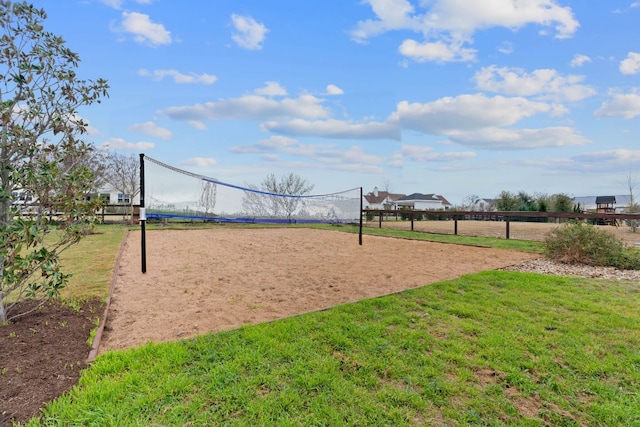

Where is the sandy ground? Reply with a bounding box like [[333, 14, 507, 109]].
[[99, 228, 537, 353]]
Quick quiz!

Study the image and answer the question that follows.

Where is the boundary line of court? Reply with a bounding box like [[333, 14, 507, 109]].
[[87, 230, 130, 363]]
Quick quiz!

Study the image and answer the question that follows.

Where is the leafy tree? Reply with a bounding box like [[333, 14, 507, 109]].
[[550, 193, 573, 213], [537, 198, 548, 212], [0, 1, 108, 322], [242, 173, 314, 220], [573, 202, 583, 213], [517, 191, 537, 211], [495, 191, 519, 211], [103, 152, 139, 224]]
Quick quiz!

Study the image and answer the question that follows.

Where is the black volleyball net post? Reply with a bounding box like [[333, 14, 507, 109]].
[[140, 153, 147, 273], [359, 186, 363, 246]]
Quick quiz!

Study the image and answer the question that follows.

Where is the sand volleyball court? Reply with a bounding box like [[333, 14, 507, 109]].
[[99, 228, 537, 352]]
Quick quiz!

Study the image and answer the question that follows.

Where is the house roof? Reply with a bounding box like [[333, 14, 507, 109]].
[[398, 193, 446, 202], [436, 195, 452, 206], [595, 195, 616, 205], [399, 193, 439, 201], [363, 191, 405, 204]]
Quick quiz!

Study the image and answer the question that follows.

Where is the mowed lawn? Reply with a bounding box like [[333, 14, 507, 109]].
[[57, 225, 129, 300], [26, 226, 640, 426]]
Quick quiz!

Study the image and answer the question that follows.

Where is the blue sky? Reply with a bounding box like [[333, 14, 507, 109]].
[[34, 0, 640, 204]]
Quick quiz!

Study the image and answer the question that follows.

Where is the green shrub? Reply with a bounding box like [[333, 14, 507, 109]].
[[544, 221, 640, 270]]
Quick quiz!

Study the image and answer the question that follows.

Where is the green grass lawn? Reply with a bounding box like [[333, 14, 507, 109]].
[[24, 225, 640, 426], [58, 225, 129, 300], [326, 223, 544, 253]]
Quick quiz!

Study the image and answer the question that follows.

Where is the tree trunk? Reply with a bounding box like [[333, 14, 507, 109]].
[[0, 296, 6, 323], [0, 141, 10, 322]]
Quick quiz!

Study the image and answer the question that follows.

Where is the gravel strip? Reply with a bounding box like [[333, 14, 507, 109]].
[[502, 258, 640, 281]]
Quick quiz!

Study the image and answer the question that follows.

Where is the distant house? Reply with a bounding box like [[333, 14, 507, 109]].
[[363, 187, 405, 210], [469, 198, 496, 211], [87, 188, 140, 206], [11, 189, 35, 205], [396, 193, 451, 211], [572, 195, 633, 213]]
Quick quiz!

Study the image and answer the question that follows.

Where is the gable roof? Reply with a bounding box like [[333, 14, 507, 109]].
[[363, 191, 405, 205], [435, 195, 451, 206], [398, 193, 440, 202], [595, 195, 616, 205]]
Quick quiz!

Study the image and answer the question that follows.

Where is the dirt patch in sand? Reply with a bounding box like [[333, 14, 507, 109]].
[[99, 228, 537, 352]]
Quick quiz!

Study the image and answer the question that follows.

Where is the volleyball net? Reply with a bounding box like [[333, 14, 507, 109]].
[[140, 155, 363, 225]]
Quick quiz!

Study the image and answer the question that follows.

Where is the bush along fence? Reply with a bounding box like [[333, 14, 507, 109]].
[[363, 209, 640, 245]]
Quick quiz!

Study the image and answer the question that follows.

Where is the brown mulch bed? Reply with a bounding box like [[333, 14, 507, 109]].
[[0, 299, 103, 426]]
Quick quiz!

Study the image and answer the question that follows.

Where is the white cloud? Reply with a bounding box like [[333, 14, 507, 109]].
[[573, 149, 640, 164], [181, 157, 218, 167], [231, 14, 268, 50], [258, 136, 299, 150], [403, 145, 476, 162], [424, 0, 578, 38], [448, 126, 588, 149], [326, 84, 344, 95], [231, 138, 387, 172], [399, 38, 477, 63], [351, 0, 422, 41], [594, 92, 640, 118], [117, 11, 171, 46], [62, 113, 100, 136], [352, 0, 579, 63], [100, 0, 123, 8], [553, 149, 640, 173], [99, 137, 155, 151], [474, 65, 596, 101], [162, 94, 329, 122], [497, 41, 514, 54], [230, 136, 298, 154], [393, 93, 587, 149], [389, 152, 403, 168], [319, 145, 385, 165], [395, 94, 559, 134], [129, 121, 172, 140], [103, 0, 154, 6], [620, 52, 640, 75], [188, 120, 207, 130], [570, 54, 591, 67], [632, 2, 640, 8], [254, 81, 287, 96], [85, 123, 100, 136], [138, 69, 217, 84], [261, 118, 400, 141]]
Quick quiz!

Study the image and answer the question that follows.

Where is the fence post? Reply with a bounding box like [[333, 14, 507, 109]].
[[454, 214, 458, 235], [505, 216, 510, 239], [379, 210, 382, 228], [411, 212, 414, 231]]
